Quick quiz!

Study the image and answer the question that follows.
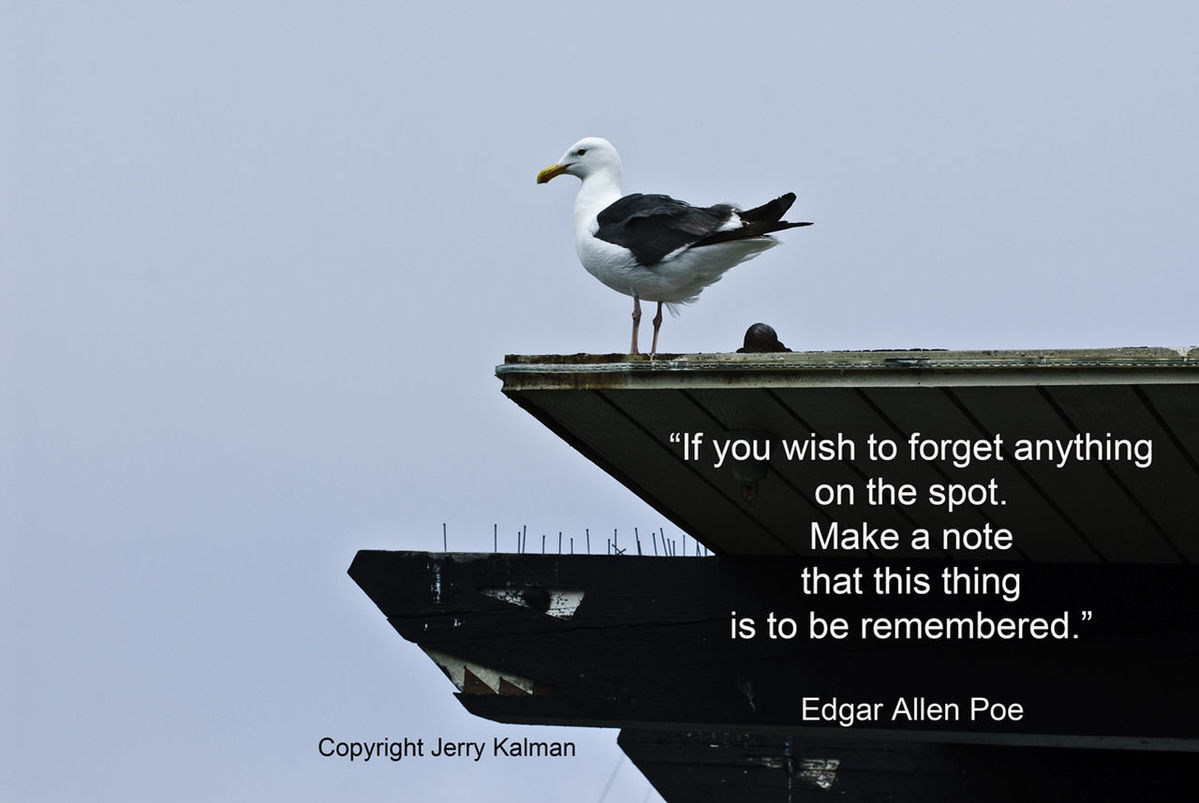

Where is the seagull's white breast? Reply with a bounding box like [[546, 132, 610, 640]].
[[574, 216, 643, 298]]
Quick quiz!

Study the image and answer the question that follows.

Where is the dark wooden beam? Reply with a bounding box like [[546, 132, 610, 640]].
[[618, 730, 1199, 802], [349, 550, 1198, 748]]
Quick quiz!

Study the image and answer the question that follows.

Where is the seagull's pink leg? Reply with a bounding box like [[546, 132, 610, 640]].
[[650, 302, 663, 357], [630, 295, 641, 354]]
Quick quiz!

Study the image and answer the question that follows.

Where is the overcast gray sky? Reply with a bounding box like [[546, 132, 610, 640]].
[[4, 2, 1198, 801]]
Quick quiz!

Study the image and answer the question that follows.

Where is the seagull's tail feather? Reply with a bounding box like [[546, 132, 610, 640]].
[[739, 192, 798, 224], [693, 193, 812, 247]]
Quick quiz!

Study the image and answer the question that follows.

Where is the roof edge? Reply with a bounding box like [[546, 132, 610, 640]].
[[496, 346, 1199, 390]]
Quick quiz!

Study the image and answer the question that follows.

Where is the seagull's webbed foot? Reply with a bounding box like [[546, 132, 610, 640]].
[[630, 295, 641, 355], [650, 302, 663, 358]]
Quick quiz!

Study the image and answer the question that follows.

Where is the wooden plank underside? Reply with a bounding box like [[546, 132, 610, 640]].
[[510, 389, 788, 555], [1045, 384, 1199, 562], [1141, 384, 1199, 467], [858, 386, 1090, 561], [954, 386, 1180, 563], [684, 387, 918, 556], [507, 382, 1199, 564], [769, 386, 996, 557], [600, 388, 836, 557]]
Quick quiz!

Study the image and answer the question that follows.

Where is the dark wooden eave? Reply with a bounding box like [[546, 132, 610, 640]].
[[497, 347, 1199, 563]]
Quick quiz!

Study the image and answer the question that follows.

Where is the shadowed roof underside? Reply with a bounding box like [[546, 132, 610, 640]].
[[497, 347, 1199, 563]]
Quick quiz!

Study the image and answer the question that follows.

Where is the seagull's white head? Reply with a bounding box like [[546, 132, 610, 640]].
[[536, 137, 621, 185]]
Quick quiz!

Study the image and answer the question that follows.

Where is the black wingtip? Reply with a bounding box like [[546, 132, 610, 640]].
[[740, 192, 799, 224], [762, 220, 812, 235]]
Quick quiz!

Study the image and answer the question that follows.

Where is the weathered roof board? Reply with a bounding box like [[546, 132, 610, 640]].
[[497, 348, 1199, 564], [617, 730, 1199, 802]]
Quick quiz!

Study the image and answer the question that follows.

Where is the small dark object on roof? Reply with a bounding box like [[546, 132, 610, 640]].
[[737, 323, 791, 353]]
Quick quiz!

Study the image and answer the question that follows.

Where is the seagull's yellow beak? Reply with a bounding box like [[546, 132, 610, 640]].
[[536, 162, 569, 184]]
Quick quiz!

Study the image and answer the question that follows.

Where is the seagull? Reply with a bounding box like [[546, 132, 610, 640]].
[[537, 137, 811, 356]]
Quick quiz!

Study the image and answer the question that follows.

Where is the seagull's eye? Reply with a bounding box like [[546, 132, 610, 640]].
[[576, 148, 587, 156]]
